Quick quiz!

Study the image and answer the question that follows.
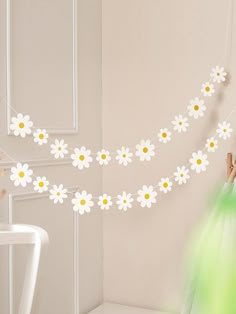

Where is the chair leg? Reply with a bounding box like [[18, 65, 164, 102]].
[[18, 238, 41, 314]]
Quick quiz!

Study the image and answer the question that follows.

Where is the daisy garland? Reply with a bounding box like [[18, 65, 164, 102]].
[[6, 105, 235, 214], [8, 66, 227, 169], [116, 192, 134, 211], [4, 67, 235, 213], [49, 185, 68, 204], [72, 191, 94, 214]]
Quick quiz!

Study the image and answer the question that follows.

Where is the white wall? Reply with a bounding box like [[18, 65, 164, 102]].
[[0, 0, 103, 313], [102, 0, 236, 311]]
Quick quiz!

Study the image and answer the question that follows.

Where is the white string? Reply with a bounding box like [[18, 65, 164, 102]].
[[0, 95, 195, 169], [0, 73, 224, 160]]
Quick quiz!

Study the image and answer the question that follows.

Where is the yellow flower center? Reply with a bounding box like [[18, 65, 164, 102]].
[[223, 128, 227, 132], [123, 200, 127, 203], [79, 155, 85, 161], [194, 105, 199, 111], [162, 132, 167, 138], [19, 122, 25, 129], [101, 154, 106, 160], [143, 147, 148, 153], [103, 199, 108, 205], [180, 173, 184, 177], [80, 199, 86, 206], [197, 159, 202, 165], [217, 72, 220, 76], [57, 192, 61, 196], [205, 86, 210, 92], [39, 181, 44, 187], [122, 154, 126, 158], [179, 122, 182, 125], [163, 182, 168, 188], [144, 193, 150, 199], [39, 133, 44, 139], [18, 171, 25, 178], [210, 142, 215, 147], [58, 146, 62, 151]]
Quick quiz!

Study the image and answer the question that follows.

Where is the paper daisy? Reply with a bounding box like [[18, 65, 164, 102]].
[[201, 82, 215, 97], [116, 147, 133, 166], [216, 121, 233, 140], [49, 184, 68, 204], [158, 128, 171, 143], [172, 115, 189, 133], [10, 113, 33, 137], [137, 185, 157, 208], [33, 176, 49, 193], [158, 177, 173, 194], [116, 192, 134, 211], [96, 149, 111, 166], [189, 150, 209, 173], [50, 139, 68, 159], [210, 66, 227, 83], [135, 140, 155, 161], [33, 129, 48, 145], [98, 194, 112, 210], [205, 137, 218, 153], [174, 166, 190, 185], [72, 191, 94, 214], [71, 147, 93, 170], [188, 97, 206, 119], [10, 163, 33, 187]]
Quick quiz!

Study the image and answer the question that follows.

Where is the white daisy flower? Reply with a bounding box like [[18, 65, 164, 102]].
[[188, 97, 206, 119], [189, 150, 209, 174], [72, 191, 94, 215], [71, 147, 93, 170], [49, 184, 68, 204], [137, 185, 157, 208], [174, 166, 190, 185], [33, 129, 48, 145], [10, 163, 33, 187], [10, 113, 33, 137], [158, 177, 173, 194], [172, 115, 189, 133], [50, 139, 68, 159], [201, 82, 215, 97], [98, 194, 112, 210], [33, 176, 49, 193], [116, 192, 134, 211], [205, 137, 218, 152], [210, 66, 227, 83], [158, 128, 171, 143], [135, 140, 155, 161], [96, 149, 111, 165], [116, 147, 133, 166], [216, 121, 233, 140]]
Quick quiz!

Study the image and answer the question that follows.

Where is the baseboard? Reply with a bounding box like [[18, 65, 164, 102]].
[[88, 302, 172, 314]]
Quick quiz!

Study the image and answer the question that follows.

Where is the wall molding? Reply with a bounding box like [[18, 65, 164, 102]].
[[5, 0, 78, 134], [8, 187, 79, 314], [0, 157, 72, 169]]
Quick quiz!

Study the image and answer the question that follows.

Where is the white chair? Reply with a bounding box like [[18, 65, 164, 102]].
[[0, 224, 49, 314]]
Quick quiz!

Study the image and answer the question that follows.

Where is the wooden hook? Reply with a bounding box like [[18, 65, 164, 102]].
[[0, 189, 6, 200], [227, 153, 233, 179], [227, 152, 236, 183]]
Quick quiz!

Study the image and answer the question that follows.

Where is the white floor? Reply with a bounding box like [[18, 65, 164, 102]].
[[89, 303, 171, 314]]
